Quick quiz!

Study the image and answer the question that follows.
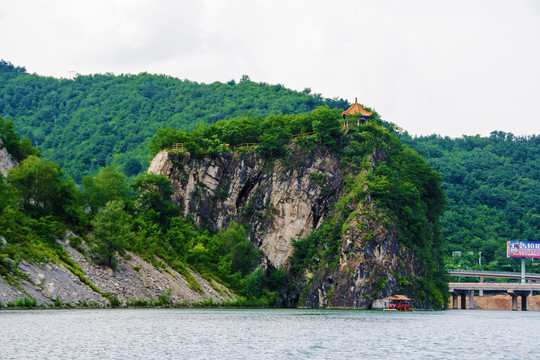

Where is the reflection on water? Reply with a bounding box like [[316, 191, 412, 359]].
[[1, 309, 538, 359]]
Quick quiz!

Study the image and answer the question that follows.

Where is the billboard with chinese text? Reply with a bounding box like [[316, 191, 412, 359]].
[[507, 241, 540, 259]]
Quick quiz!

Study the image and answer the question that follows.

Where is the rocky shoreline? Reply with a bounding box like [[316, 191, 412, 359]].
[[0, 236, 235, 308]]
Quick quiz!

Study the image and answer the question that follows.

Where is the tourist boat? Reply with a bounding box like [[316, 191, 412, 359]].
[[385, 295, 413, 311]]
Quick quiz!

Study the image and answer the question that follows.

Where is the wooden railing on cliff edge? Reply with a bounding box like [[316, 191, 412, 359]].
[[227, 143, 259, 149], [171, 143, 184, 151]]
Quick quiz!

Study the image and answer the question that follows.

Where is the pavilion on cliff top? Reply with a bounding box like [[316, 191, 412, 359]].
[[342, 98, 372, 127]]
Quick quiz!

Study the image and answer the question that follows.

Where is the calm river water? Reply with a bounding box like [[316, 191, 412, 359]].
[[1, 308, 538, 359]]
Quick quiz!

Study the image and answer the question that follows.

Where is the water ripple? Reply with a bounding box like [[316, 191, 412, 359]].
[[0, 309, 538, 359]]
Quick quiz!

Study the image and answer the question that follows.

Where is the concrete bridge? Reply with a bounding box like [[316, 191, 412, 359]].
[[449, 282, 540, 311], [448, 269, 540, 281]]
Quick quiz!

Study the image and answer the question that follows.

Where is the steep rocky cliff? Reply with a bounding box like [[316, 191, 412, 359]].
[[148, 128, 448, 309], [149, 146, 344, 269]]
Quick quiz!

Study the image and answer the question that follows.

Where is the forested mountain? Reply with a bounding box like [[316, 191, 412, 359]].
[[1, 60, 538, 275], [399, 132, 540, 273], [0, 61, 348, 181]]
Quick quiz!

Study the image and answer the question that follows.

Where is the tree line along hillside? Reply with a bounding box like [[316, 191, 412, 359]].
[[399, 132, 540, 273], [0, 60, 348, 181]]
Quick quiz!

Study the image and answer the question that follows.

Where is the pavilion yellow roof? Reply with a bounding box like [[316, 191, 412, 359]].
[[342, 98, 373, 117]]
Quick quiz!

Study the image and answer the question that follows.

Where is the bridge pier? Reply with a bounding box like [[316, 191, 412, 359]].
[[449, 282, 539, 311], [509, 290, 531, 311], [479, 277, 484, 296], [511, 294, 518, 311], [522, 293, 529, 311], [451, 290, 474, 309]]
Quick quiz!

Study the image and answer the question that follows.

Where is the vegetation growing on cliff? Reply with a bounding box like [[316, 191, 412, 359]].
[[0, 116, 39, 162], [149, 106, 380, 156], [2, 59, 537, 305], [287, 123, 448, 308], [2, 105, 447, 308], [1, 117, 79, 281]]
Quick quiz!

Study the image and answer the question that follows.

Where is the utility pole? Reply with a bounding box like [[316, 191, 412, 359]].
[[522, 258, 526, 283]]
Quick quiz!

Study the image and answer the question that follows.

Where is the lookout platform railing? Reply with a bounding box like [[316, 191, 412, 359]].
[[228, 143, 259, 149], [171, 143, 184, 151]]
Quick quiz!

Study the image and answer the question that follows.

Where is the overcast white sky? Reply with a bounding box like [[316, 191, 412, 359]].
[[1, 0, 539, 137]]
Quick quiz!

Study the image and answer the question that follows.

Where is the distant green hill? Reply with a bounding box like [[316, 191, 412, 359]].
[[0, 60, 348, 181], [399, 132, 540, 273]]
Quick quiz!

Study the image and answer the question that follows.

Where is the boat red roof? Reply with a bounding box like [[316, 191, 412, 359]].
[[388, 295, 411, 301]]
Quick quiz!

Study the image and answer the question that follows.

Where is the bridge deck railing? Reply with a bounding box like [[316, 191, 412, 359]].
[[448, 269, 540, 277]]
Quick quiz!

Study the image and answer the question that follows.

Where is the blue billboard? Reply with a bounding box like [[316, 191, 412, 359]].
[[507, 241, 540, 258]]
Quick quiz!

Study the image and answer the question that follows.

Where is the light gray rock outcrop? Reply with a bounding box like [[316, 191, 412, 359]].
[[0, 235, 234, 306], [0, 139, 18, 177]]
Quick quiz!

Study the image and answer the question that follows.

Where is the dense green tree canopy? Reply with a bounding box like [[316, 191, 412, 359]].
[[7, 155, 80, 220], [131, 172, 179, 227], [91, 200, 132, 269], [0, 62, 349, 181], [81, 166, 130, 213], [0, 116, 39, 162], [399, 131, 540, 272]]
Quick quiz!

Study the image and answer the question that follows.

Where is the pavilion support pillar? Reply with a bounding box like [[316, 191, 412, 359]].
[[452, 293, 458, 309]]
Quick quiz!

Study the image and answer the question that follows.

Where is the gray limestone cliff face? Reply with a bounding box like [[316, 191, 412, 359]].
[[0, 139, 18, 177], [148, 146, 346, 269]]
